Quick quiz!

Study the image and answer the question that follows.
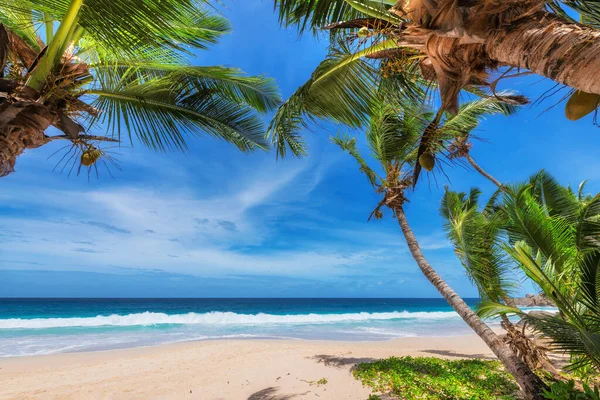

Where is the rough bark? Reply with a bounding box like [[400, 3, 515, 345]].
[[395, 206, 547, 399], [0, 100, 54, 177], [485, 13, 600, 96]]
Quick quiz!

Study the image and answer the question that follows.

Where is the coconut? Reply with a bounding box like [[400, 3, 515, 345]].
[[81, 148, 101, 166], [565, 91, 600, 121], [419, 152, 435, 171], [357, 27, 370, 38]]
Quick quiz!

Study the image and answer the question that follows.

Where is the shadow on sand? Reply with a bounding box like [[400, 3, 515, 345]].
[[421, 349, 496, 360], [247, 387, 308, 400], [311, 354, 377, 370]]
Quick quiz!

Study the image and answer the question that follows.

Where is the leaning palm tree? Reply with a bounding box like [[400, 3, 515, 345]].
[[274, 0, 600, 124], [331, 96, 547, 398], [0, 0, 280, 177]]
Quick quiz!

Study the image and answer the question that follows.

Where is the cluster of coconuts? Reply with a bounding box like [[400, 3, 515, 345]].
[[419, 152, 435, 171], [565, 91, 600, 121], [80, 146, 101, 166]]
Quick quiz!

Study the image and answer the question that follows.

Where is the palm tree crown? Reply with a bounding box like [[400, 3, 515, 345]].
[[269, 0, 600, 163], [0, 0, 281, 177]]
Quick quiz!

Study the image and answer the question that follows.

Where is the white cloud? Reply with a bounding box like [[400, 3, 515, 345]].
[[0, 157, 409, 279]]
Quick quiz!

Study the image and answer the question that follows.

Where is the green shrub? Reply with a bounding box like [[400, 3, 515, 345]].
[[542, 380, 600, 400], [353, 356, 520, 400]]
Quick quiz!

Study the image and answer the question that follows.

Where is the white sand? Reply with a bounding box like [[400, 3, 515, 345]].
[[0, 335, 496, 399]]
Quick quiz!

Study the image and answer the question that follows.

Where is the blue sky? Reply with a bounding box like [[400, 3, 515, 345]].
[[1, 1, 599, 298]]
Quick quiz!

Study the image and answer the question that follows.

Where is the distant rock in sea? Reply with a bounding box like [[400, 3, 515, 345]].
[[512, 293, 556, 307]]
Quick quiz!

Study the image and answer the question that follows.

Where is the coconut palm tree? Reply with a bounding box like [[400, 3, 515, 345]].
[[443, 171, 600, 374], [331, 96, 547, 399], [440, 187, 559, 377], [273, 0, 600, 122], [0, 0, 280, 177]]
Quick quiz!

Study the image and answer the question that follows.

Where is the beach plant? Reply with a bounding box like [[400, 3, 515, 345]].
[[543, 380, 600, 400], [353, 356, 520, 400], [0, 0, 280, 177], [442, 171, 600, 377]]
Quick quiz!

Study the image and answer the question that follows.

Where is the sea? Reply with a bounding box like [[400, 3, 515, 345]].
[[0, 298, 556, 357]]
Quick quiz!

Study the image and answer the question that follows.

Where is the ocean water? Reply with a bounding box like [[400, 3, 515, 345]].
[[0, 298, 555, 357]]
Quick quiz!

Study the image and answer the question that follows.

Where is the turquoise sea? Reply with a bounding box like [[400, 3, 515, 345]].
[[0, 298, 555, 357]]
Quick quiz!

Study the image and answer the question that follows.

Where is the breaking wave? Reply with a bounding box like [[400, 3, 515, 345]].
[[0, 310, 459, 329]]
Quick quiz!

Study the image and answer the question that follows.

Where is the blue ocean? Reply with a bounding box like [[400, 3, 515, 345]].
[[0, 298, 553, 357]]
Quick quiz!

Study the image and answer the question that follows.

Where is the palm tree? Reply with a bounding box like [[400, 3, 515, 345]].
[[0, 0, 280, 177], [273, 0, 600, 123], [331, 97, 547, 399], [440, 187, 559, 377], [444, 171, 600, 375]]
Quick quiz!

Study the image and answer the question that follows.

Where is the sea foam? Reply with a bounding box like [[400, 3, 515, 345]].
[[0, 310, 459, 329]]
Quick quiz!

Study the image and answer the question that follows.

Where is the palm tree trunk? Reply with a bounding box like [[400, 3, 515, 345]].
[[395, 206, 547, 399], [0, 101, 53, 177], [465, 153, 504, 190], [485, 13, 600, 96]]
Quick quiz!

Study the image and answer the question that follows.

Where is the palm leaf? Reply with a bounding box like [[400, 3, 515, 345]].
[[10, 0, 225, 60], [440, 95, 519, 138], [87, 74, 268, 152], [274, 0, 396, 35], [366, 101, 425, 164], [0, 2, 41, 51], [92, 63, 281, 113], [331, 133, 380, 186], [477, 300, 522, 319], [441, 187, 516, 305], [267, 40, 384, 157]]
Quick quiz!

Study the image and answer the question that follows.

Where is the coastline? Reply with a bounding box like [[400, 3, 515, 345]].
[[0, 334, 498, 400]]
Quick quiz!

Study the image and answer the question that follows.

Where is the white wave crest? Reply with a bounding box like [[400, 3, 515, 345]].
[[0, 310, 459, 329]]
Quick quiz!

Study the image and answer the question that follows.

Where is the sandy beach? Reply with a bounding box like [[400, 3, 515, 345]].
[[0, 334, 496, 400]]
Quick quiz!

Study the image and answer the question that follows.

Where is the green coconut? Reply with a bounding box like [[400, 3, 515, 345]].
[[357, 27, 370, 38], [419, 153, 435, 172], [81, 148, 101, 166], [565, 91, 600, 121]]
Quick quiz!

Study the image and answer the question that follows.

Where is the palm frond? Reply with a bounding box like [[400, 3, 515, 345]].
[[10, 0, 226, 60], [274, 0, 397, 35], [0, 2, 40, 51], [267, 40, 395, 158], [441, 187, 517, 304], [546, 1, 600, 28], [529, 170, 580, 222], [440, 94, 520, 138], [477, 300, 522, 319], [366, 100, 425, 165], [92, 63, 281, 113], [87, 73, 268, 152], [575, 193, 600, 251], [502, 185, 578, 275], [331, 132, 379, 186]]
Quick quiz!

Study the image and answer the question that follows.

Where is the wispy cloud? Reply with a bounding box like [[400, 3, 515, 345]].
[[83, 221, 131, 234]]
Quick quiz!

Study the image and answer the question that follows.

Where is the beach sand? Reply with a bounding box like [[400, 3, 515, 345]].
[[0, 334, 496, 399]]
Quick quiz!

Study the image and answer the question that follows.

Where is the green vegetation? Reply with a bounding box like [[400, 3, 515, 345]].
[[353, 356, 520, 400], [0, 0, 280, 176], [316, 378, 328, 385], [270, 0, 600, 159], [442, 171, 600, 376], [543, 381, 600, 400]]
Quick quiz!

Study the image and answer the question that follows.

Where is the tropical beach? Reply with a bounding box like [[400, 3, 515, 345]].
[[1, 335, 498, 399], [2, 0, 600, 399]]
